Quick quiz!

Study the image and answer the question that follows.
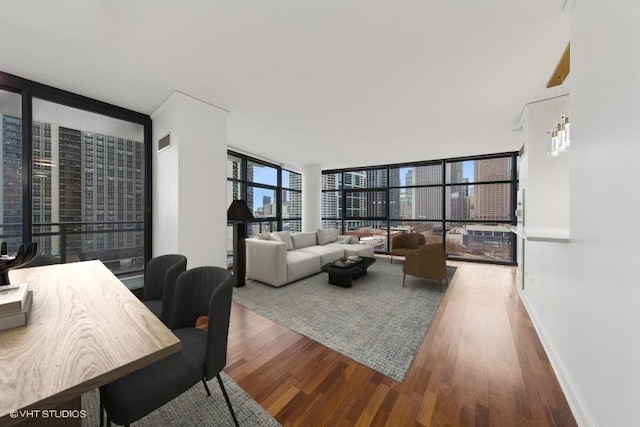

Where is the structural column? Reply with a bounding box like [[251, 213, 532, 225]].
[[301, 164, 321, 232], [151, 91, 228, 268]]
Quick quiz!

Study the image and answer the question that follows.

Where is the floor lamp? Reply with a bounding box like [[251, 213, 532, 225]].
[[227, 200, 254, 287]]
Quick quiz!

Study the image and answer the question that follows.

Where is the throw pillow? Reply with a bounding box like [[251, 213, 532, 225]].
[[317, 228, 338, 245], [349, 236, 360, 244], [272, 231, 294, 250], [259, 232, 276, 241], [336, 235, 351, 244]]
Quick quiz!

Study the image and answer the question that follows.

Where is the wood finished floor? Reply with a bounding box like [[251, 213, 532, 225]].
[[224, 261, 577, 427]]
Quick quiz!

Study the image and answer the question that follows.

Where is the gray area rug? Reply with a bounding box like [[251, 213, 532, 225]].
[[81, 372, 280, 427], [233, 258, 455, 382]]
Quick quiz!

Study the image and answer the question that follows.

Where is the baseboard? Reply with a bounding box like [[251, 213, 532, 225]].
[[517, 289, 595, 427]]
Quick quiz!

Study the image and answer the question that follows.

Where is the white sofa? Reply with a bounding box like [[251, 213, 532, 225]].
[[246, 228, 375, 287]]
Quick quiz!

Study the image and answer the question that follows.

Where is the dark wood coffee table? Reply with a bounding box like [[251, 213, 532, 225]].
[[321, 257, 376, 288]]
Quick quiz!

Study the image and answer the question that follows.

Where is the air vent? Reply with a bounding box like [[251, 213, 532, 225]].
[[158, 133, 171, 152]]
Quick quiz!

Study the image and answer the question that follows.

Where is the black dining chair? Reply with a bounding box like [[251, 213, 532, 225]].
[[142, 254, 187, 328], [100, 266, 239, 427]]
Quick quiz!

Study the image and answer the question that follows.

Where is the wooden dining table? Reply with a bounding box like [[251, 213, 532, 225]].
[[0, 260, 180, 426]]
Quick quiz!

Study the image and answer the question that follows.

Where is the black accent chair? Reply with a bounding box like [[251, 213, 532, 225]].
[[142, 254, 187, 327], [100, 267, 239, 427]]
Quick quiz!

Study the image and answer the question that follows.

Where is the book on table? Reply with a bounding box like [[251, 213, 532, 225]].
[[0, 282, 29, 315], [0, 290, 33, 332]]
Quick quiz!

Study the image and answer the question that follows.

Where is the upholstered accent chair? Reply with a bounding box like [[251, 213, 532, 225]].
[[142, 254, 187, 327], [402, 243, 449, 291], [390, 233, 426, 263], [100, 267, 239, 427]]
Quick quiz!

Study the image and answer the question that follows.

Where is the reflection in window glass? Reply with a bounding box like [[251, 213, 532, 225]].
[[0, 89, 23, 251], [31, 98, 145, 274], [248, 161, 277, 186]]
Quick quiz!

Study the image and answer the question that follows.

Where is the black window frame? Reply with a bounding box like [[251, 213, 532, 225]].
[[226, 150, 302, 235], [322, 152, 518, 265], [0, 70, 152, 276]]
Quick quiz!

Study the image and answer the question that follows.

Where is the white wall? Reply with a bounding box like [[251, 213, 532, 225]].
[[520, 2, 640, 426], [522, 98, 570, 236], [151, 91, 228, 269]]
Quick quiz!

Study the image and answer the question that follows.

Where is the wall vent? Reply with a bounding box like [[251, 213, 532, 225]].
[[158, 133, 171, 152]]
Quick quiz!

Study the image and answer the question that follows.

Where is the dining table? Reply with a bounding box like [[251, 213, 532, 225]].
[[0, 260, 180, 426]]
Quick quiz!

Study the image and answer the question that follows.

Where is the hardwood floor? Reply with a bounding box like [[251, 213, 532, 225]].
[[224, 261, 577, 427]]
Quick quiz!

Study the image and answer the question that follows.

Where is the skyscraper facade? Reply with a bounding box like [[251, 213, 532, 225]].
[[1, 114, 145, 270], [0, 114, 22, 251], [473, 157, 511, 221]]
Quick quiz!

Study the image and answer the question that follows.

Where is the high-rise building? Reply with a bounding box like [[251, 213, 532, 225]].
[[321, 173, 339, 228], [287, 172, 302, 229], [412, 165, 441, 219], [1, 114, 145, 270], [473, 158, 511, 221], [0, 114, 22, 251], [446, 162, 465, 220], [344, 171, 366, 222]]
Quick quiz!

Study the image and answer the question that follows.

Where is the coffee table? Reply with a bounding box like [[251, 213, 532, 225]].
[[321, 257, 376, 288]]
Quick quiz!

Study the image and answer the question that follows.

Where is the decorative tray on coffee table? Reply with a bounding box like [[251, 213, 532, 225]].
[[332, 256, 363, 268]]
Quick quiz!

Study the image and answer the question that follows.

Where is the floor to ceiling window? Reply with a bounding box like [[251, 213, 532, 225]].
[[226, 150, 302, 265], [322, 153, 517, 264], [0, 72, 152, 275], [0, 88, 23, 252]]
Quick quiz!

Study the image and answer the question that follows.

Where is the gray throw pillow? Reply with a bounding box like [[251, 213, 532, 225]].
[[336, 235, 351, 244], [317, 228, 338, 245], [349, 236, 360, 244], [271, 231, 294, 250], [259, 232, 277, 241]]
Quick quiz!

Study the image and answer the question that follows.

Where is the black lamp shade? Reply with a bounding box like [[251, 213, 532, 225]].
[[227, 200, 254, 221]]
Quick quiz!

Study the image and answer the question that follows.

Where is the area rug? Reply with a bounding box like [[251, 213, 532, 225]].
[[233, 258, 456, 382], [81, 372, 281, 427]]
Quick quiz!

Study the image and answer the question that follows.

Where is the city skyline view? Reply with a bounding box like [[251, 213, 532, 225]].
[[1, 105, 146, 274]]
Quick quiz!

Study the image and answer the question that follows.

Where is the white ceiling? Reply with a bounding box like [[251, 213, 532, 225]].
[[0, 0, 569, 170]]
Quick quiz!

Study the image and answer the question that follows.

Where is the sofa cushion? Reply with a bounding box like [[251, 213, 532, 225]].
[[317, 228, 338, 245], [327, 242, 375, 257], [286, 251, 321, 283], [297, 245, 344, 265], [272, 231, 294, 250], [291, 232, 317, 249], [259, 232, 277, 241]]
